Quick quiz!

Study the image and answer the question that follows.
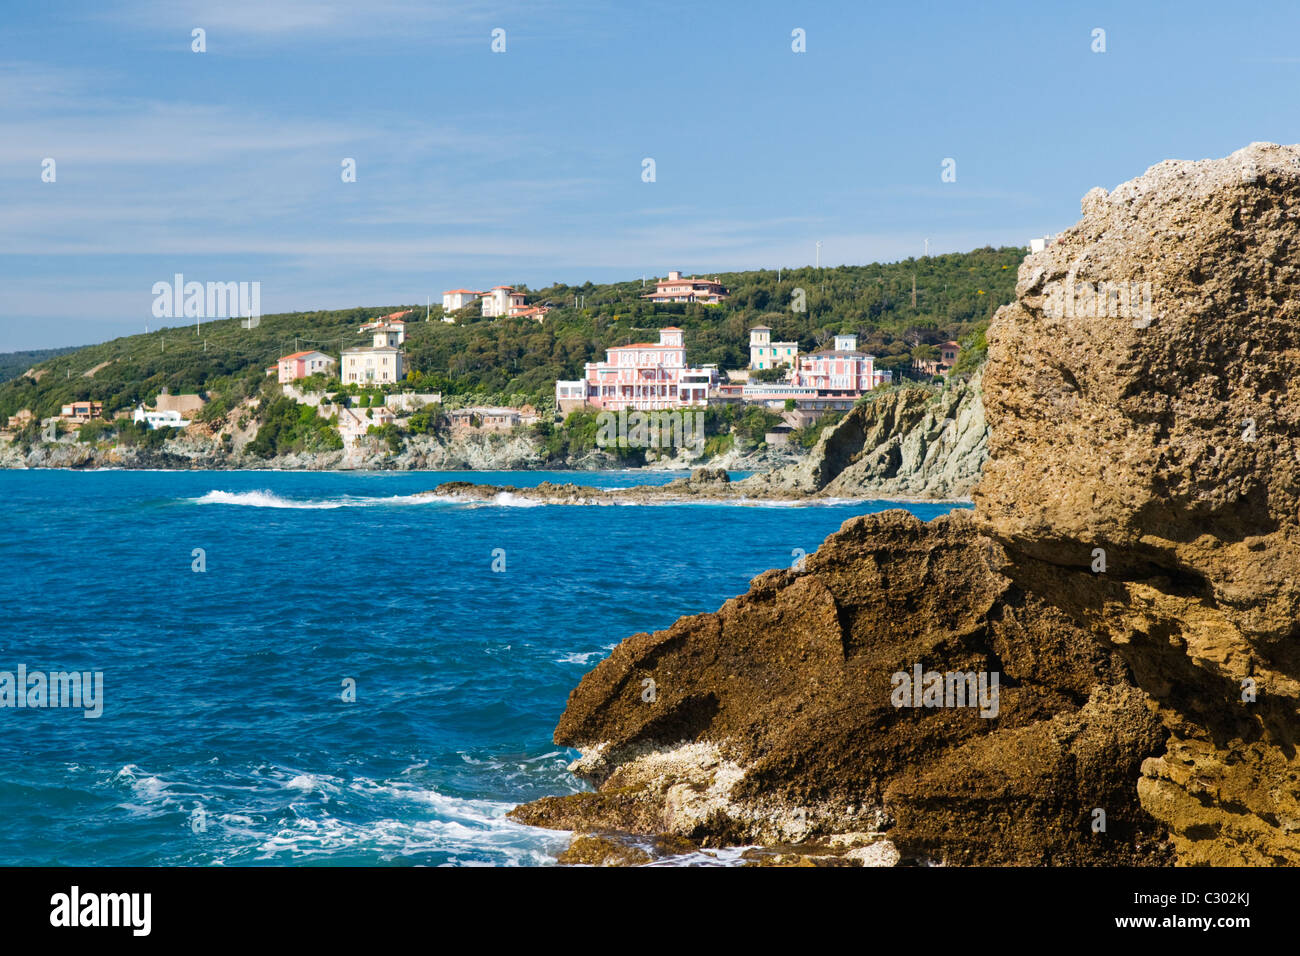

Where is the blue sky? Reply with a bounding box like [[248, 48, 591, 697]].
[[2, 0, 1297, 350]]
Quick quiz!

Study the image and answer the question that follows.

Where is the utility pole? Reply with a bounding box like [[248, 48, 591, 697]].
[[911, 274, 917, 309]]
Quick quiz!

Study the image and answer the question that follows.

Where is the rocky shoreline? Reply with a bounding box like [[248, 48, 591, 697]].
[[0, 431, 799, 474], [0, 374, 988, 504], [422, 374, 987, 505], [511, 143, 1300, 866]]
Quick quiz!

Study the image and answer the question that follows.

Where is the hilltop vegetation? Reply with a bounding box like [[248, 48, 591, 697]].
[[0, 346, 82, 384], [0, 247, 1021, 423]]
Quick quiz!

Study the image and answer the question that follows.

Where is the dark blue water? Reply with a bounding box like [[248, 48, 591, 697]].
[[0, 470, 965, 865]]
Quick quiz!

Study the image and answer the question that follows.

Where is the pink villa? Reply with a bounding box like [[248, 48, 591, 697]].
[[555, 327, 717, 412], [641, 271, 729, 305], [275, 350, 336, 383], [792, 334, 891, 394]]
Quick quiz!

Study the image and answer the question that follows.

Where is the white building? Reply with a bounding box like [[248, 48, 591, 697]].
[[481, 286, 526, 317], [749, 326, 800, 371], [133, 406, 191, 430], [341, 330, 406, 385], [1028, 235, 1053, 254], [442, 289, 483, 312]]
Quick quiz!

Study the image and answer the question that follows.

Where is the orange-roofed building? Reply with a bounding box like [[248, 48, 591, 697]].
[[276, 350, 336, 384], [642, 271, 728, 305], [481, 286, 527, 318], [442, 289, 483, 311]]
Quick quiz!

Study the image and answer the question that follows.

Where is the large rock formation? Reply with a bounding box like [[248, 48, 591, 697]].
[[512, 510, 1170, 864], [976, 142, 1300, 864], [739, 370, 987, 501], [514, 143, 1300, 866]]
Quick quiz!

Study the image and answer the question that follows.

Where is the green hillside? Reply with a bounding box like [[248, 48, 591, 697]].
[[0, 347, 82, 384], [0, 246, 1022, 423]]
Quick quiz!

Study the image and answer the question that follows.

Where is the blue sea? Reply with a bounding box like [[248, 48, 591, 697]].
[[0, 470, 965, 866]]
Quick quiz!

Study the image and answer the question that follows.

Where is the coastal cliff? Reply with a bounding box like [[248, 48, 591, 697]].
[[740, 370, 986, 500], [513, 143, 1300, 866], [427, 375, 988, 505]]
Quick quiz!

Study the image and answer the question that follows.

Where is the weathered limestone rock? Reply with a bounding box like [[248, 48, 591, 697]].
[[512, 510, 1170, 864], [976, 142, 1300, 864]]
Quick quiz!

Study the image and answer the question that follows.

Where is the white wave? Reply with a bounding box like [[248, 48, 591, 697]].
[[556, 651, 603, 665], [646, 845, 755, 867], [252, 781, 569, 865], [192, 489, 441, 509], [491, 492, 543, 507]]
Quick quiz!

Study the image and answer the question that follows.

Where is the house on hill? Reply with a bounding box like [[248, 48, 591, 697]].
[[481, 287, 526, 318], [556, 327, 717, 412], [442, 289, 483, 312], [58, 401, 104, 424], [791, 334, 891, 394], [642, 271, 729, 305], [275, 351, 336, 383], [914, 340, 961, 376], [133, 406, 191, 430], [341, 329, 405, 385], [748, 326, 799, 370]]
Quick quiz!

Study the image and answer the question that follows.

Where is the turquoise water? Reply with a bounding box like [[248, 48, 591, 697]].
[[0, 470, 965, 865]]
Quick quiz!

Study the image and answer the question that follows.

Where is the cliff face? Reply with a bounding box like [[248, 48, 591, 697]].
[[514, 143, 1300, 866], [975, 143, 1300, 865], [738, 371, 986, 501]]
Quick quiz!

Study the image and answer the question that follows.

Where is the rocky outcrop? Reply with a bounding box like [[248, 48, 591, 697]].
[[512, 510, 1170, 864], [515, 143, 1300, 866], [427, 382, 987, 506], [975, 142, 1300, 865], [739, 371, 986, 500], [0, 424, 806, 473]]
